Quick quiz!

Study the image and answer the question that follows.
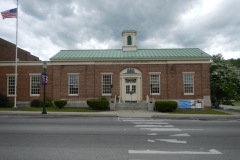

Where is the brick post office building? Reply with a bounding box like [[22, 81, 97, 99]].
[[0, 30, 212, 108]]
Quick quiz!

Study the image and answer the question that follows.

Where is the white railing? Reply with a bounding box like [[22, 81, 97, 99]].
[[146, 95, 149, 103]]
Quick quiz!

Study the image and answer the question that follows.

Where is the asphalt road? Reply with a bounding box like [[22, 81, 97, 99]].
[[0, 116, 239, 160]]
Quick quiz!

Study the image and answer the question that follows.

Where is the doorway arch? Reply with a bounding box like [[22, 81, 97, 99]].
[[120, 68, 142, 102]]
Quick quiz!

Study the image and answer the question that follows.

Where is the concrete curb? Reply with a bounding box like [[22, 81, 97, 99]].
[[0, 110, 240, 120], [152, 114, 240, 120], [0, 111, 118, 117]]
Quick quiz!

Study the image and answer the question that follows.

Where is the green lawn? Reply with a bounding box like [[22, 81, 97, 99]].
[[172, 109, 229, 115], [0, 107, 101, 112]]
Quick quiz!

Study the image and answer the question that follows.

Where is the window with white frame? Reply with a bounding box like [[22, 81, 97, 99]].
[[30, 74, 40, 96], [150, 74, 160, 95], [68, 74, 79, 95], [7, 75, 15, 96], [183, 73, 194, 95], [102, 74, 112, 95]]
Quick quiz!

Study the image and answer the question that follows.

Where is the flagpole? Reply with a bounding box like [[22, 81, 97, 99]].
[[13, 0, 19, 108]]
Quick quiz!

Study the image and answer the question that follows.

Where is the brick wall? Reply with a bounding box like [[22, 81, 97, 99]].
[[50, 63, 210, 101], [0, 64, 51, 101], [0, 38, 40, 61], [0, 62, 211, 105]]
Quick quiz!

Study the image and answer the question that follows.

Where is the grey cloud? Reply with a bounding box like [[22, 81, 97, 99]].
[[20, 0, 197, 49], [2, 0, 239, 59]]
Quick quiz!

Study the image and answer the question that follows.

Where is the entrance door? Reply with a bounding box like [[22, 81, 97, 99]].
[[124, 78, 137, 102], [120, 68, 142, 103]]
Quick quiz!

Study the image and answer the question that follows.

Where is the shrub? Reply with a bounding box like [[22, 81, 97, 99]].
[[222, 100, 234, 106], [154, 100, 178, 112], [0, 93, 12, 108], [7, 99, 14, 108], [41, 97, 53, 107], [30, 99, 41, 107], [54, 100, 67, 109], [87, 98, 110, 110]]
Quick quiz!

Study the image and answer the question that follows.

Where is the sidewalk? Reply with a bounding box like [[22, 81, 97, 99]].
[[0, 109, 240, 120], [0, 110, 117, 117]]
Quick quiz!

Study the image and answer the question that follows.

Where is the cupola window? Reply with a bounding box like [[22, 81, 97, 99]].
[[127, 35, 132, 45]]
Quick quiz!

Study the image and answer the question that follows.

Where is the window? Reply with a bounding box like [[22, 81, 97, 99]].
[[127, 35, 132, 45], [150, 74, 160, 95], [102, 74, 112, 95], [126, 85, 130, 94], [183, 73, 194, 95], [30, 74, 40, 96], [7, 75, 15, 96], [68, 74, 79, 96], [132, 85, 136, 93]]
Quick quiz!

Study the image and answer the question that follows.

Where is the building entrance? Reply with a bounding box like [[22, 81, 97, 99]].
[[125, 79, 137, 102], [120, 68, 142, 103]]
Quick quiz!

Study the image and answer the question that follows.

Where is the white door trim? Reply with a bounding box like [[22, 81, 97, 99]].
[[120, 68, 142, 103]]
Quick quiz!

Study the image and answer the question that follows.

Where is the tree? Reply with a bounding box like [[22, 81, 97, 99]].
[[212, 53, 225, 63], [211, 54, 240, 107], [228, 58, 240, 68]]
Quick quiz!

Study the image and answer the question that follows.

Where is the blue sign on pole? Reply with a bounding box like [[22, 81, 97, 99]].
[[41, 73, 48, 85]]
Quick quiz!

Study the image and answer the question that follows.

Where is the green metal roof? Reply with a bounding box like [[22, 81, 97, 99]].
[[50, 48, 212, 61]]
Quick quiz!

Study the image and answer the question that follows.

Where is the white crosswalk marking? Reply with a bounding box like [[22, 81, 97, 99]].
[[141, 128, 182, 131], [129, 149, 222, 155], [122, 118, 220, 157], [148, 139, 156, 143], [135, 124, 174, 128], [156, 139, 187, 144], [147, 133, 157, 136], [170, 133, 191, 137]]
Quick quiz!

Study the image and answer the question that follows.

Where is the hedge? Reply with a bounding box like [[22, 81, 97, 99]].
[[154, 100, 178, 112], [30, 98, 53, 108], [87, 98, 110, 110], [0, 93, 13, 108], [54, 100, 67, 109]]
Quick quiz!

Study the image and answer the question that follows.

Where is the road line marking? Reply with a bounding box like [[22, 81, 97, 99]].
[[156, 139, 187, 144], [148, 139, 155, 143], [128, 149, 222, 155], [141, 128, 182, 131], [135, 125, 174, 128], [122, 119, 165, 122], [132, 122, 168, 125], [147, 133, 157, 136], [170, 133, 191, 137]]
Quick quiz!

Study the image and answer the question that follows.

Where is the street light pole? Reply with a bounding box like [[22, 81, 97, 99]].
[[42, 62, 47, 114]]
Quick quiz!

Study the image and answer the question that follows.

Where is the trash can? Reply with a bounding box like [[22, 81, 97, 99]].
[[110, 98, 115, 111], [148, 98, 155, 111]]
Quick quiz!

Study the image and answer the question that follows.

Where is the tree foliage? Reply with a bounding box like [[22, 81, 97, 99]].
[[228, 58, 240, 69], [211, 54, 240, 107]]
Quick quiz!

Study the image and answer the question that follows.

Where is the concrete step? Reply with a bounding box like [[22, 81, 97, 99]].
[[115, 103, 147, 110]]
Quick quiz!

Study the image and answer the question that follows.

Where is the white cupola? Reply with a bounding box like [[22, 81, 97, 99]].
[[122, 30, 137, 51]]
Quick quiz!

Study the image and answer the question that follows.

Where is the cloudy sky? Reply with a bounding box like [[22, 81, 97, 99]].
[[1, 0, 239, 60]]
